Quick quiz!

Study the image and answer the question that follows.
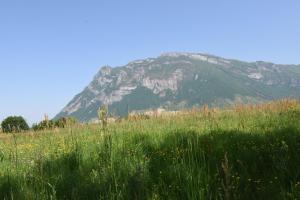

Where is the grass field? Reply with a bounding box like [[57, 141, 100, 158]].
[[0, 99, 300, 199]]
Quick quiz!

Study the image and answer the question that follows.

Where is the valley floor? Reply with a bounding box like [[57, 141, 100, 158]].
[[0, 99, 300, 199]]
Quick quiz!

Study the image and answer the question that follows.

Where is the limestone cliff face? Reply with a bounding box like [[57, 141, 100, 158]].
[[55, 52, 300, 122]]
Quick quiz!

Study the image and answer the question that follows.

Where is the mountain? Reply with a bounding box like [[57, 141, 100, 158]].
[[55, 52, 300, 122]]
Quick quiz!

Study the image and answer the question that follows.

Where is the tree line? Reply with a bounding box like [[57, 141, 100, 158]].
[[0, 116, 78, 133], [1, 106, 109, 133]]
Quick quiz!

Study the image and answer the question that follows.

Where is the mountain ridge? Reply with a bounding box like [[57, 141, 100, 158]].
[[55, 52, 300, 122]]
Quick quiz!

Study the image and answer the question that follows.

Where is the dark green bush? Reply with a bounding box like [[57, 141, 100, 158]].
[[32, 119, 55, 131], [32, 117, 79, 131], [55, 117, 78, 128], [1, 116, 29, 133]]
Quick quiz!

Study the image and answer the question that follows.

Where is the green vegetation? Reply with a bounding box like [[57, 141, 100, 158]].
[[98, 105, 108, 130], [0, 99, 300, 199], [32, 116, 78, 131], [1, 116, 29, 133]]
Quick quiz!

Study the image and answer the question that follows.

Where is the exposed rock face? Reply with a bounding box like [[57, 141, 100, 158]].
[[142, 69, 183, 94], [248, 73, 263, 80], [55, 52, 300, 122], [62, 96, 83, 115]]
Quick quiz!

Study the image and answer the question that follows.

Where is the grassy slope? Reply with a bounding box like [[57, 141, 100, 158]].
[[0, 99, 300, 199]]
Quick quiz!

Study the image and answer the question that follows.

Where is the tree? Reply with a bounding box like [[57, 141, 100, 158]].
[[1, 116, 29, 133]]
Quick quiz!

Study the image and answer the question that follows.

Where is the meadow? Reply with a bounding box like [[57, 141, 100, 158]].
[[0, 99, 300, 199]]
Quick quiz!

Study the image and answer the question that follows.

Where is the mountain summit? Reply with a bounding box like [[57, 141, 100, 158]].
[[55, 52, 300, 122]]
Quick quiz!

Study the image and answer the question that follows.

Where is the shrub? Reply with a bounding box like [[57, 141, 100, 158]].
[[1, 116, 29, 133], [32, 119, 55, 131], [55, 117, 78, 128], [33, 117, 79, 131]]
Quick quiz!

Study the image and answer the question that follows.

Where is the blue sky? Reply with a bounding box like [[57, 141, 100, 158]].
[[1, 0, 300, 124]]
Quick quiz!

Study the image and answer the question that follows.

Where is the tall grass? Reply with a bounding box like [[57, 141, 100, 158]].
[[0, 99, 300, 199]]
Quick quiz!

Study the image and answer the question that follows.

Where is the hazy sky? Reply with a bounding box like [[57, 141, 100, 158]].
[[1, 0, 300, 124]]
